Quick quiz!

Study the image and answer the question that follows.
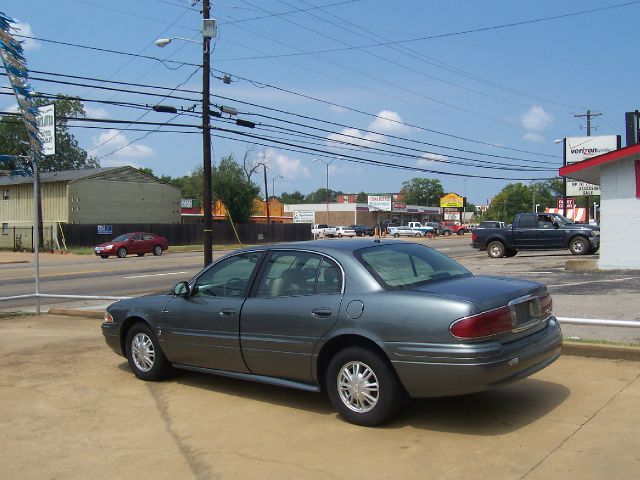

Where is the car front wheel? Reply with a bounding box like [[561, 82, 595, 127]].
[[326, 347, 404, 426], [117, 247, 127, 258], [125, 323, 171, 381], [569, 236, 589, 255], [153, 245, 163, 256]]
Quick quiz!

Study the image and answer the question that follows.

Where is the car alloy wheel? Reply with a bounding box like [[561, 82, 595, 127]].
[[131, 332, 155, 372], [337, 361, 380, 413], [117, 247, 127, 258], [569, 236, 588, 255], [153, 245, 163, 256]]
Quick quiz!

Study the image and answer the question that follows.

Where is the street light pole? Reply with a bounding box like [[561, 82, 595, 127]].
[[272, 175, 283, 200], [202, 0, 213, 266], [313, 158, 335, 224]]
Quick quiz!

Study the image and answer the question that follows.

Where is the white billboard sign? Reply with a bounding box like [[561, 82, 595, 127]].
[[367, 195, 392, 212], [37, 104, 56, 156], [293, 210, 315, 223], [565, 135, 618, 196]]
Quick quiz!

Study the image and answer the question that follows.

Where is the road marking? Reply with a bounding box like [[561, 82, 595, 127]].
[[123, 271, 189, 279], [548, 277, 637, 288]]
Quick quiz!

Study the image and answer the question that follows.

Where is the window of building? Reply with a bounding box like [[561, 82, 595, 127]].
[[2, 189, 8, 200], [2, 223, 8, 235]]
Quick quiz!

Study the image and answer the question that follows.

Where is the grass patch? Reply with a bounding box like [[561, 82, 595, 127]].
[[564, 337, 640, 348], [0, 311, 35, 320]]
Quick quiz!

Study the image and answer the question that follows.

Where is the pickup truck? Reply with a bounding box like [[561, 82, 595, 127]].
[[311, 224, 336, 238], [406, 222, 436, 236], [442, 221, 470, 235], [471, 212, 600, 258]]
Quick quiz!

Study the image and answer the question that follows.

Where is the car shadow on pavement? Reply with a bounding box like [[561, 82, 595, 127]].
[[118, 363, 570, 431], [386, 378, 570, 434]]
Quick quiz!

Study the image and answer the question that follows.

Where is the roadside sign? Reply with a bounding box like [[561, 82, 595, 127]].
[[293, 210, 315, 223], [565, 135, 619, 196], [368, 195, 392, 211], [97, 225, 113, 235], [37, 104, 56, 156], [557, 198, 575, 209], [440, 193, 465, 208]]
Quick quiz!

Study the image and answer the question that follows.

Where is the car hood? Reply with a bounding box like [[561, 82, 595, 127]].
[[410, 275, 547, 312], [564, 223, 599, 232], [96, 241, 119, 247]]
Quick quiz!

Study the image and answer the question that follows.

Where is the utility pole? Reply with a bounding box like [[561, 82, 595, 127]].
[[202, 0, 213, 267], [574, 109, 601, 221], [263, 163, 270, 224]]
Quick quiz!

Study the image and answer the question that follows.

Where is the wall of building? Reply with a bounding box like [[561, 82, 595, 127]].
[[0, 181, 68, 225], [598, 158, 640, 269], [68, 179, 181, 224]]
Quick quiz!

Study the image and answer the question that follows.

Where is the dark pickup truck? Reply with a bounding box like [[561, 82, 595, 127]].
[[471, 212, 600, 258]]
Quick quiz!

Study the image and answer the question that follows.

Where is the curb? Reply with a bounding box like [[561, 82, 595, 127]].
[[563, 341, 640, 362], [47, 308, 104, 319], [0, 260, 30, 265]]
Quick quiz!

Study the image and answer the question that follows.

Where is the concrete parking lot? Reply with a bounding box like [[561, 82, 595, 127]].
[[1, 315, 639, 480]]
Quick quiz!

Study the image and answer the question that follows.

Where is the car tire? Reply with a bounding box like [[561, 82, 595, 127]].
[[100, 254, 109, 259], [569, 236, 589, 255], [487, 241, 506, 258], [415, 232, 422, 237], [457, 229, 466, 235], [505, 248, 518, 257], [326, 347, 405, 427], [338, 233, 343, 238], [444, 230, 452, 236], [137, 252, 145, 257], [125, 323, 172, 381], [117, 247, 127, 258], [153, 245, 163, 256], [393, 233, 399, 238]]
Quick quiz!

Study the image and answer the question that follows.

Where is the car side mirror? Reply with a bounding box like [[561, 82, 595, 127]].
[[172, 281, 190, 298]]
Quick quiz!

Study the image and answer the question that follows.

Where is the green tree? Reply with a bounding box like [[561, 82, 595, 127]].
[[305, 188, 340, 204], [399, 178, 444, 206], [280, 190, 306, 204], [138, 167, 154, 176], [485, 180, 563, 223], [0, 95, 99, 172], [356, 191, 368, 203], [212, 154, 260, 223]]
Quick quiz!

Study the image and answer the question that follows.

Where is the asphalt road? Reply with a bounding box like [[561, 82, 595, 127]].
[[1, 236, 638, 343]]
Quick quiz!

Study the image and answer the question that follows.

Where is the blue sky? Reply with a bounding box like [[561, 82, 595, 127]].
[[2, 0, 639, 204]]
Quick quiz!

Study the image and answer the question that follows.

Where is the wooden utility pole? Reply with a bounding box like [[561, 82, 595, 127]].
[[574, 109, 601, 221], [202, 0, 213, 266]]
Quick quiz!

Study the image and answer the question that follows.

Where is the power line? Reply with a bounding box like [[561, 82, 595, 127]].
[[219, 1, 640, 60], [220, 0, 361, 25]]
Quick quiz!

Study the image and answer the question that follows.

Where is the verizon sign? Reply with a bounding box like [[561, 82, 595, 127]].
[[565, 135, 618, 196]]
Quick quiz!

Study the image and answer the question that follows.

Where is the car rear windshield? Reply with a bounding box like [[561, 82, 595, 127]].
[[355, 243, 471, 290]]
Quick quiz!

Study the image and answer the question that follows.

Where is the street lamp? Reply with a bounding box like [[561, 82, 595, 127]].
[[272, 174, 283, 199], [534, 204, 540, 213], [156, 3, 215, 267], [313, 158, 335, 224]]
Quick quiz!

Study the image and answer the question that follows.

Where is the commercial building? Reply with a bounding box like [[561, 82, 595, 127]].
[[0, 166, 181, 248], [559, 143, 640, 269]]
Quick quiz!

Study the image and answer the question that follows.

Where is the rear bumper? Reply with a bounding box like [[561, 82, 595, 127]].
[[386, 318, 562, 398]]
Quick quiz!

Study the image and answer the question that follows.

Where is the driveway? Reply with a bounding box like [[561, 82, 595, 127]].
[[1, 315, 639, 479]]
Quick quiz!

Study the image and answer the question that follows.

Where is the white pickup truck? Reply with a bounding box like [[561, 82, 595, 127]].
[[311, 224, 337, 238], [406, 222, 435, 236]]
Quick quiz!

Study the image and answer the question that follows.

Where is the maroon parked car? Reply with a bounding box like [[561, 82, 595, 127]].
[[95, 232, 168, 259]]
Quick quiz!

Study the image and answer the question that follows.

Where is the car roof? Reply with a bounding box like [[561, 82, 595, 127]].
[[234, 238, 404, 255]]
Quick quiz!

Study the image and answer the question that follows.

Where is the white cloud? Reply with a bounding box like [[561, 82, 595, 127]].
[[523, 132, 545, 142], [13, 21, 40, 51], [262, 148, 310, 180], [84, 107, 109, 119], [329, 104, 347, 114], [417, 153, 448, 167], [521, 105, 553, 131], [92, 129, 155, 158], [327, 128, 384, 148], [368, 110, 409, 133]]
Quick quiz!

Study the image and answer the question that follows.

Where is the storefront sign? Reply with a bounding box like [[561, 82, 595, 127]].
[[392, 202, 407, 212], [565, 135, 618, 196], [556, 197, 575, 209], [368, 195, 392, 211], [440, 193, 464, 208]]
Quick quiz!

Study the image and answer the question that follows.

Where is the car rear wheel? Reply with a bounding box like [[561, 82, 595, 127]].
[[444, 230, 452, 236], [125, 323, 172, 381], [137, 252, 145, 257], [326, 347, 404, 427], [487, 241, 506, 258], [338, 233, 343, 238], [153, 245, 163, 256], [393, 233, 399, 238], [569, 236, 589, 255], [117, 247, 127, 258]]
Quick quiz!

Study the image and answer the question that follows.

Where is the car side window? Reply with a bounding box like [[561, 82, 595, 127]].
[[132, 233, 143, 241], [518, 215, 537, 229], [256, 251, 324, 298], [192, 252, 263, 298], [142, 233, 154, 240], [537, 215, 555, 229], [316, 258, 342, 294]]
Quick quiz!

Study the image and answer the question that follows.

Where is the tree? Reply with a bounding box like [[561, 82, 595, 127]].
[[484, 180, 561, 223], [280, 190, 306, 204], [138, 167, 154, 176], [305, 188, 340, 204], [399, 178, 444, 206], [0, 95, 99, 172], [212, 154, 260, 223], [356, 191, 368, 203]]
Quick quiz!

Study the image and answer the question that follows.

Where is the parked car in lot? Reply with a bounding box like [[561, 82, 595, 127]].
[[335, 226, 357, 237], [426, 222, 453, 236], [95, 232, 168, 258], [388, 225, 433, 237], [103, 239, 562, 426], [472, 213, 600, 258], [477, 221, 507, 229], [311, 224, 337, 238], [350, 225, 375, 237], [442, 221, 470, 235]]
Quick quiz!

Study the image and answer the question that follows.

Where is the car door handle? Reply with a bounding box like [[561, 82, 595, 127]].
[[311, 308, 332, 318], [219, 308, 237, 317]]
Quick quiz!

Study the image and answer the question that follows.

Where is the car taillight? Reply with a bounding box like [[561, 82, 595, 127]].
[[450, 305, 513, 339], [540, 294, 553, 318], [104, 312, 114, 323], [471, 233, 478, 242]]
